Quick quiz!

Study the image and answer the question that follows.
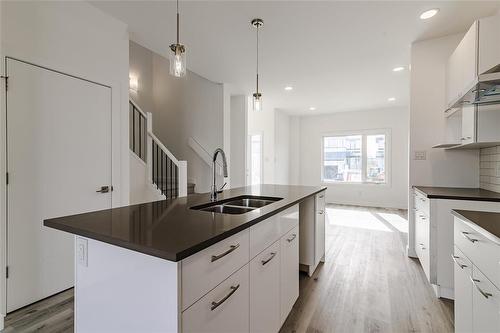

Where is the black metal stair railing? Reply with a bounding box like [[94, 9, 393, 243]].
[[129, 99, 179, 199]]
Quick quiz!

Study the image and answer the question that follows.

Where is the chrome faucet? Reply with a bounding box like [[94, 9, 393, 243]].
[[210, 148, 228, 201]]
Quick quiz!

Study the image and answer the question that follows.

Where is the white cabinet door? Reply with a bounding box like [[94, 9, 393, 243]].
[[461, 105, 476, 144], [453, 247, 473, 333], [315, 207, 326, 267], [460, 21, 479, 92], [479, 14, 500, 74], [472, 267, 500, 333], [446, 49, 461, 107], [280, 226, 299, 325], [182, 265, 249, 333], [250, 241, 280, 333]]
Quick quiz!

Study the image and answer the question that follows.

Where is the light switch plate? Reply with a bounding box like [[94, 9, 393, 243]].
[[414, 151, 427, 160], [77, 237, 88, 267]]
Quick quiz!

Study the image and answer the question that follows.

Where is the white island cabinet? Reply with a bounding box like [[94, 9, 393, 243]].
[[299, 190, 326, 276], [453, 211, 500, 333], [75, 205, 301, 333]]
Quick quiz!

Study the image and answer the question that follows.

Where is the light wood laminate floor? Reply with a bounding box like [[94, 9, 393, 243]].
[[2, 205, 453, 333]]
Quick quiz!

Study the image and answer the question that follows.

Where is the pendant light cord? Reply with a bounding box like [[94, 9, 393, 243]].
[[176, 0, 180, 44], [256, 23, 259, 94]]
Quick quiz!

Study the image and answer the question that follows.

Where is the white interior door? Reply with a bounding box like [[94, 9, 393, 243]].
[[6, 58, 112, 312]]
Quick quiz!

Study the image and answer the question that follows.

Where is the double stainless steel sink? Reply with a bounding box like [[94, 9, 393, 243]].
[[191, 196, 283, 215]]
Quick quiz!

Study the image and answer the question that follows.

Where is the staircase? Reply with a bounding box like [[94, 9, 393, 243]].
[[129, 99, 187, 199]]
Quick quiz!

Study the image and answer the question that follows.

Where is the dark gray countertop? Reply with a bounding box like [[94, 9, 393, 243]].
[[414, 186, 500, 202], [44, 184, 326, 262], [452, 210, 500, 245]]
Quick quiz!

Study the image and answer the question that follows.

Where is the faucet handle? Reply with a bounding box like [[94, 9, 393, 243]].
[[216, 182, 227, 194]]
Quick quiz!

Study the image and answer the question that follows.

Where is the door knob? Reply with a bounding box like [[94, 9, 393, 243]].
[[96, 186, 111, 193]]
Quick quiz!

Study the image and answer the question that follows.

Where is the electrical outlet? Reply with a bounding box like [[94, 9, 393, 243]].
[[414, 151, 427, 160], [77, 237, 88, 267]]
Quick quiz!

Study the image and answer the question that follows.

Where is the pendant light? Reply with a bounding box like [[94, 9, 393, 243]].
[[169, 0, 186, 77], [251, 18, 263, 111]]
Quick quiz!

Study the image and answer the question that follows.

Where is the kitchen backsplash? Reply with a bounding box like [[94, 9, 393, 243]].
[[480, 146, 500, 193]]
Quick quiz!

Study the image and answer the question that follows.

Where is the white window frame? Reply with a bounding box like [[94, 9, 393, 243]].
[[320, 129, 391, 186]]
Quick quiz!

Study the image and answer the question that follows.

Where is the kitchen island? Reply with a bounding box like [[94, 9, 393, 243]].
[[44, 184, 326, 333]]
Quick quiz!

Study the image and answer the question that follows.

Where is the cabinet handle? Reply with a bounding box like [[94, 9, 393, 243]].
[[419, 243, 426, 250], [286, 234, 297, 243], [211, 284, 240, 311], [470, 277, 493, 299], [318, 210, 324, 215], [451, 255, 467, 269], [211, 244, 240, 262], [419, 214, 427, 220], [261, 252, 277, 266], [319, 194, 324, 199], [461, 232, 478, 243]]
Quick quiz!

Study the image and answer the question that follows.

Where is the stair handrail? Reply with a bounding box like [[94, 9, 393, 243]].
[[188, 137, 223, 176], [129, 98, 187, 197]]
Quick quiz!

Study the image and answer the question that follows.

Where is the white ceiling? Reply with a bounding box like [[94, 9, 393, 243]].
[[90, 1, 500, 115]]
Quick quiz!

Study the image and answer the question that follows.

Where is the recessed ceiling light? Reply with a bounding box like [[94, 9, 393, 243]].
[[309, 106, 316, 111], [393, 66, 405, 72], [284, 86, 293, 91], [388, 97, 396, 102], [420, 8, 439, 20]]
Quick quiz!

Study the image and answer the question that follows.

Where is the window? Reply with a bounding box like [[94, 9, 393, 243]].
[[322, 131, 388, 184]]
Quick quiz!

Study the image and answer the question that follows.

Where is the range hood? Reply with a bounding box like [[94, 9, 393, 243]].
[[447, 69, 500, 112]]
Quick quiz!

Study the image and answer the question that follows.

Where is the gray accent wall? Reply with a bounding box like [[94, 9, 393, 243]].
[[129, 41, 224, 193]]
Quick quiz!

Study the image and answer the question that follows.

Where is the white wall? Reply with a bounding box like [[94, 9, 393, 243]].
[[275, 110, 291, 185], [293, 108, 408, 209], [248, 101, 275, 184], [289, 116, 301, 185], [0, 0, 130, 322], [408, 33, 480, 257], [129, 153, 164, 204], [130, 41, 224, 193], [409, 34, 479, 189], [230, 95, 248, 188]]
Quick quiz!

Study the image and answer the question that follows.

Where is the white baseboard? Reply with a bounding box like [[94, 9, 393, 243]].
[[0, 313, 4, 330], [432, 284, 454, 300], [406, 245, 417, 258]]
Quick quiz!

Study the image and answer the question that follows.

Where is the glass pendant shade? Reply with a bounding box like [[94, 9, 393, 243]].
[[169, 44, 186, 78], [253, 93, 262, 112]]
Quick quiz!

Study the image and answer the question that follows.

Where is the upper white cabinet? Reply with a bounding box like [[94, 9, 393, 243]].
[[446, 21, 478, 108], [446, 14, 500, 109], [478, 13, 500, 75]]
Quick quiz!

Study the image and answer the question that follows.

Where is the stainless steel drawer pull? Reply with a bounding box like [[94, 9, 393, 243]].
[[211, 284, 240, 311], [461, 232, 478, 243], [286, 234, 297, 243], [419, 243, 426, 250], [261, 252, 277, 266], [211, 244, 240, 262], [470, 277, 493, 299], [318, 210, 324, 215], [452, 255, 467, 269]]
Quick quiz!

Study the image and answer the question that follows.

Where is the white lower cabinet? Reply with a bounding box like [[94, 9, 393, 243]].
[[471, 268, 500, 333], [454, 215, 500, 333], [181, 204, 300, 333], [249, 241, 281, 333], [453, 246, 473, 333], [182, 264, 250, 333], [280, 226, 299, 325]]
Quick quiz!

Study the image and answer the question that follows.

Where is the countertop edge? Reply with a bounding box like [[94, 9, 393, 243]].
[[413, 186, 500, 202], [44, 187, 327, 262], [451, 210, 500, 246]]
